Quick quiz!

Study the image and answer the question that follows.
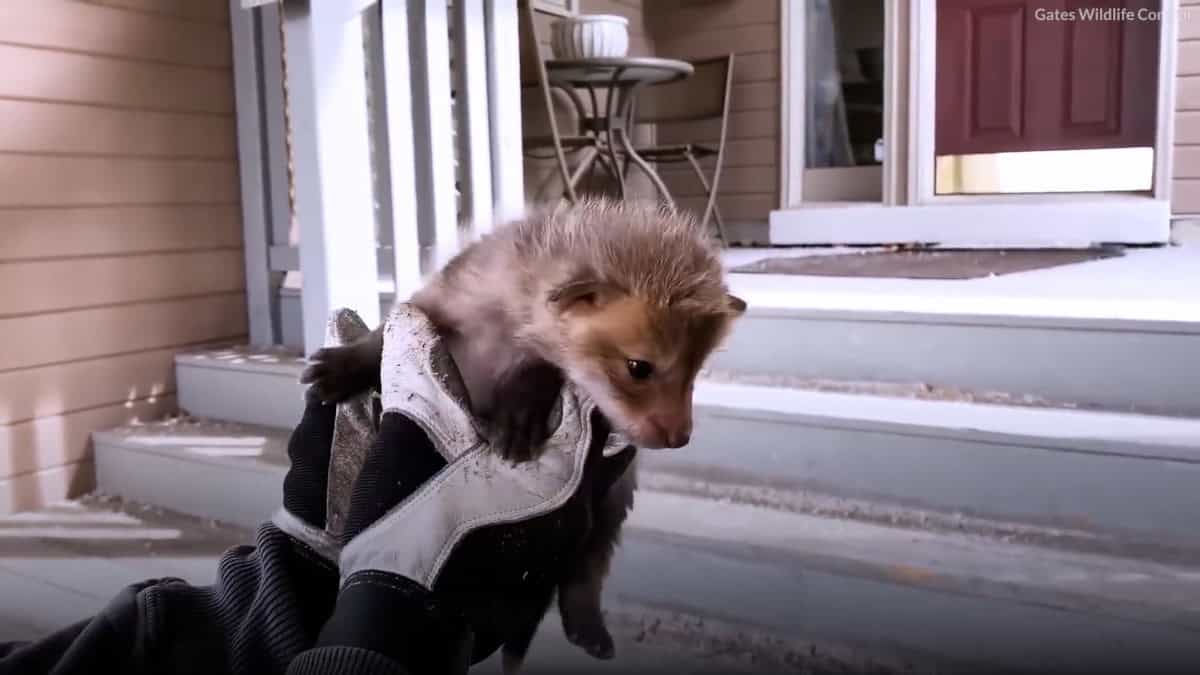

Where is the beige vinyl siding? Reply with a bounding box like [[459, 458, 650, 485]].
[[0, 100, 237, 158], [0, 44, 234, 113], [0, 0, 244, 514], [81, 0, 231, 26], [1174, 0, 1200, 213], [648, 0, 780, 225]]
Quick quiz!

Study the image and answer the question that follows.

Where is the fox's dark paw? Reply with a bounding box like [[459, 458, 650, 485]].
[[300, 344, 378, 403], [488, 362, 564, 462], [563, 610, 615, 660]]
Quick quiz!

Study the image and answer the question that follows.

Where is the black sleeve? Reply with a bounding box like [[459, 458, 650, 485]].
[[0, 525, 350, 675], [0, 414, 454, 675]]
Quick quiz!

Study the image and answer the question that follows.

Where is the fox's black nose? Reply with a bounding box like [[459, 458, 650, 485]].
[[649, 417, 691, 449]]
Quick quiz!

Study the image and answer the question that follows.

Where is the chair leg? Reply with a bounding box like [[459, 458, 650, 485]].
[[556, 148, 578, 204], [685, 151, 727, 244]]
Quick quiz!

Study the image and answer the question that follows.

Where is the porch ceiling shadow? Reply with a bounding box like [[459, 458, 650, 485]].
[[729, 248, 1125, 281]]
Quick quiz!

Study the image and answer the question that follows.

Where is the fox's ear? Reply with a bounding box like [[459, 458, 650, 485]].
[[547, 277, 623, 315], [726, 294, 747, 316]]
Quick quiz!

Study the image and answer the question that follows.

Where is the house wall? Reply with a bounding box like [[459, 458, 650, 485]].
[[647, 0, 780, 230], [1174, 0, 1200, 214], [0, 0, 246, 514]]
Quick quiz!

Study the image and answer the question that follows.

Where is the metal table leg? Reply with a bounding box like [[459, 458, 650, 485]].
[[613, 81, 675, 208]]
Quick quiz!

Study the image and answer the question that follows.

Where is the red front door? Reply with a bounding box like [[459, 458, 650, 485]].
[[935, 0, 1160, 157]]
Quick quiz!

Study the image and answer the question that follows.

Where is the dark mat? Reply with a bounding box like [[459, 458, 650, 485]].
[[729, 247, 1125, 280]]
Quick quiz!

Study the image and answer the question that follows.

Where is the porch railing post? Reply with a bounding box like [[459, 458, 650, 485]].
[[408, 0, 460, 269], [258, 2, 293, 250], [484, 0, 525, 225], [229, 0, 277, 347], [452, 0, 495, 234], [282, 0, 381, 355], [378, 0, 425, 300]]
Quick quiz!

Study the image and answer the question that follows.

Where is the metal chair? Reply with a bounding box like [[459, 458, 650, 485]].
[[517, 0, 601, 203], [628, 54, 735, 243]]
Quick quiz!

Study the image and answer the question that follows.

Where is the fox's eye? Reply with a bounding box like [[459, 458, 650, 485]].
[[626, 359, 654, 380]]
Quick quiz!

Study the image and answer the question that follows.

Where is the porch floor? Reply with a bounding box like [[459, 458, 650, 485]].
[[721, 243, 1200, 323]]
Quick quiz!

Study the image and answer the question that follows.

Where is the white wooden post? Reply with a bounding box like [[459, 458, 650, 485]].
[[408, 0, 461, 268], [378, 0, 425, 300], [258, 2, 293, 249], [452, 0, 494, 234], [485, 0, 525, 224], [230, 0, 277, 347], [282, 0, 381, 355]]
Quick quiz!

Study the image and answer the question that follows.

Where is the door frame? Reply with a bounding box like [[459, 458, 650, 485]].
[[776, 0, 1180, 246], [779, 0, 906, 208], [907, 0, 1179, 205]]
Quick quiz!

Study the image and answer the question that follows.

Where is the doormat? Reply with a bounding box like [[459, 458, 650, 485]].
[[729, 247, 1125, 280]]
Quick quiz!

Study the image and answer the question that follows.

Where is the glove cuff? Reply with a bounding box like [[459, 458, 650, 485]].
[[271, 507, 342, 563], [316, 570, 473, 675]]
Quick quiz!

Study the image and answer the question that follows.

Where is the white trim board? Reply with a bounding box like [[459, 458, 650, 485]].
[[777, 0, 800, 209], [769, 198, 1172, 247], [778, 0, 901, 208]]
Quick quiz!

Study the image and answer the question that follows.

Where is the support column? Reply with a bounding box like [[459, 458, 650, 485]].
[[282, 0, 381, 354], [408, 0, 460, 268], [229, 0, 277, 347], [485, 0, 525, 224], [452, 0, 495, 234]]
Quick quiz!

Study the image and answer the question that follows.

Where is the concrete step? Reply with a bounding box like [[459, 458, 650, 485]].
[[91, 418, 1200, 674], [669, 380, 1200, 548], [173, 347, 1200, 547], [175, 346, 309, 430], [720, 271, 1200, 417], [93, 418, 288, 530]]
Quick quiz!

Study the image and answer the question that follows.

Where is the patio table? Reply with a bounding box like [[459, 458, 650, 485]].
[[545, 57, 694, 206]]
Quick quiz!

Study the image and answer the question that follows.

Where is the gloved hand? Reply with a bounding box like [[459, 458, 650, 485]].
[[287, 305, 632, 675]]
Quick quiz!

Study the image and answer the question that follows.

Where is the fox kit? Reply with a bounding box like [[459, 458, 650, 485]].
[[301, 198, 746, 668]]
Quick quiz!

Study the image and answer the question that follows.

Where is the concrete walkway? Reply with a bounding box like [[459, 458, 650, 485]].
[[0, 498, 776, 674], [10, 496, 1199, 673]]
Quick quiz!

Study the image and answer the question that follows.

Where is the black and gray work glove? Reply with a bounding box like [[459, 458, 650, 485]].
[[286, 305, 629, 675]]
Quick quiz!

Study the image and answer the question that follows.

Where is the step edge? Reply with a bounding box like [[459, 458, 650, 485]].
[[728, 288, 1200, 332], [84, 424, 1197, 553], [176, 352, 306, 378], [695, 381, 1200, 462], [174, 346, 1200, 435], [624, 492, 1200, 631], [92, 429, 289, 475]]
